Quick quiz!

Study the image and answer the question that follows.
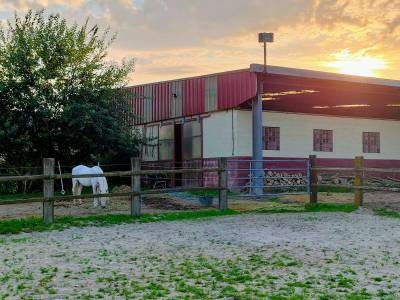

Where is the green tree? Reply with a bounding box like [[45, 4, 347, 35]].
[[0, 10, 139, 170]]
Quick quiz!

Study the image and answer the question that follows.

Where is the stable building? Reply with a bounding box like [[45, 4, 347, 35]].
[[127, 64, 400, 189]]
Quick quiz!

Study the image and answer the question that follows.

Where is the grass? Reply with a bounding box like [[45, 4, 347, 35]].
[[252, 203, 357, 214], [0, 209, 239, 235], [0, 192, 42, 201], [304, 203, 357, 213], [188, 188, 237, 198], [317, 186, 353, 193], [0, 201, 359, 235], [373, 208, 400, 219]]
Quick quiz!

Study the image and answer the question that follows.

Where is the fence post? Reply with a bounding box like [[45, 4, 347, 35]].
[[131, 157, 141, 216], [218, 157, 228, 210], [354, 156, 364, 207], [309, 155, 318, 204], [43, 158, 55, 224]]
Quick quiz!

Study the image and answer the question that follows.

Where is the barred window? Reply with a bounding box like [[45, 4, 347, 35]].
[[313, 129, 333, 152], [142, 125, 159, 161], [263, 127, 280, 150], [363, 132, 380, 153]]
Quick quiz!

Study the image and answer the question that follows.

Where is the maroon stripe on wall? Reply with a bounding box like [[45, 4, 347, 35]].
[[182, 77, 205, 116], [152, 82, 172, 122]]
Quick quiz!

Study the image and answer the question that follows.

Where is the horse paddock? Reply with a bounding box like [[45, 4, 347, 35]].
[[0, 211, 399, 299], [1, 190, 400, 220]]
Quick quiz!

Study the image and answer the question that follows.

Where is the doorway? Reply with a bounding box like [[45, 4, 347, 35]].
[[174, 124, 183, 186]]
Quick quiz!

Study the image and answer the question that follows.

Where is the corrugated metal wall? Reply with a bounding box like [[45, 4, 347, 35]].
[[218, 71, 257, 110], [182, 77, 205, 116], [204, 76, 218, 112], [152, 82, 171, 121], [131, 70, 257, 125], [171, 81, 182, 118]]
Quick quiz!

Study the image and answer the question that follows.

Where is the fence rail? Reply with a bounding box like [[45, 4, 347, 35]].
[[0, 158, 228, 224], [309, 155, 400, 207], [0, 168, 222, 182]]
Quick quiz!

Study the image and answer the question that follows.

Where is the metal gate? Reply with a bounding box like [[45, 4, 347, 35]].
[[227, 159, 310, 196]]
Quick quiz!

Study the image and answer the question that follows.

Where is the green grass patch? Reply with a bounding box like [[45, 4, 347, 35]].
[[304, 203, 357, 213], [317, 186, 353, 193], [188, 189, 237, 198], [373, 208, 400, 219], [0, 209, 239, 235], [252, 203, 357, 214], [0, 192, 42, 201]]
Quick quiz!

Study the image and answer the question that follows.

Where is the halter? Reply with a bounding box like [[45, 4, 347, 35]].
[[58, 161, 66, 195]]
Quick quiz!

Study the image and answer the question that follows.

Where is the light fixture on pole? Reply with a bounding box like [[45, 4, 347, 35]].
[[251, 32, 274, 196], [258, 32, 274, 73]]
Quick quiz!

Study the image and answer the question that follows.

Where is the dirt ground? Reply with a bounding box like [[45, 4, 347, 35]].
[[1, 211, 400, 299], [0, 196, 204, 220], [1, 191, 400, 220], [281, 191, 400, 211]]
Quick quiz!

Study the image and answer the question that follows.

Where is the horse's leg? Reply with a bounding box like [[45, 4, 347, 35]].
[[73, 181, 83, 205], [92, 182, 99, 208], [72, 180, 77, 205], [77, 184, 83, 205]]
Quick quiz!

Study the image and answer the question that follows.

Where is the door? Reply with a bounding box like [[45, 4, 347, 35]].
[[174, 124, 183, 186]]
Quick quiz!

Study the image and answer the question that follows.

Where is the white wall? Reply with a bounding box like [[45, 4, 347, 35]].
[[204, 110, 400, 159], [202, 110, 237, 158]]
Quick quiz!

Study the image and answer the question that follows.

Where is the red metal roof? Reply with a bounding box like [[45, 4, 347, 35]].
[[128, 65, 400, 125], [129, 69, 257, 125]]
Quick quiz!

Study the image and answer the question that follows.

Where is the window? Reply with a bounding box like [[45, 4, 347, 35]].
[[142, 125, 159, 161], [183, 121, 202, 159], [159, 125, 174, 160], [263, 127, 280, 150], [313, 129, 333, 152], [363, 132, 380, 153]]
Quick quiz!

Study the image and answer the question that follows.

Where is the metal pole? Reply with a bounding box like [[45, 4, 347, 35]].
[[263, 42, 267, 73], [252, 80, 264, 196]]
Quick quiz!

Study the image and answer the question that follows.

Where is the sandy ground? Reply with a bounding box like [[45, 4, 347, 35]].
[[0, 196, 204, 220], [1, 191, 400, 220], [281, 192, 400, 211], [1, 211, 400, 299]]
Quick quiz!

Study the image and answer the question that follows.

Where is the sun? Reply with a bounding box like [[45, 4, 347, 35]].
[[326, 49, 386, 77]]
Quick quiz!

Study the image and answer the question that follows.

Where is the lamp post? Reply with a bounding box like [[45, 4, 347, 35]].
[[252, 32, 274, 196]]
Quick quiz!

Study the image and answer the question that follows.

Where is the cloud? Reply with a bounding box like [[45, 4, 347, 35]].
[[0, 0, 399, 83]]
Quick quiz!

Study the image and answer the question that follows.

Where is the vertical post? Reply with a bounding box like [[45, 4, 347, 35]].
[[309, 155, 318, 204], [252, 79, 264, 196], [218, 157, 228, 210], [263, 42, 267, 73], [354, 156, 364, 207], [131, 157, 141, 216], [43, 158, 55, 224]]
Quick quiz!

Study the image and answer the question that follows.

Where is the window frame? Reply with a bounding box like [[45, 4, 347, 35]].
[[313, 129, 333, 152], [158, 124, 175, 161], [363, 132, 380, 153], [142, 125, 159, 161], [263, 126, 280, 151], [182, 120, 202, 160]]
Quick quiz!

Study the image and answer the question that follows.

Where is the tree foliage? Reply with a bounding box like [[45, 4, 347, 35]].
[[0, 10, 139, 169]]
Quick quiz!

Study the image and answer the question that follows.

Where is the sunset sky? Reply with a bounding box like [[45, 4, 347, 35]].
[[0, 0, 399, 85]]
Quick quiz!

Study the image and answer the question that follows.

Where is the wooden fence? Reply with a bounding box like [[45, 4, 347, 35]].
[[309, 155, 400, 206], [0, 157, 228, 224]]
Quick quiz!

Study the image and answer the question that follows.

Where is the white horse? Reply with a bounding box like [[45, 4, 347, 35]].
[[72, 165, 109, 208]]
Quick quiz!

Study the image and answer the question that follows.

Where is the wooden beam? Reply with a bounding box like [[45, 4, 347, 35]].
[[43, 158, 55, 224]]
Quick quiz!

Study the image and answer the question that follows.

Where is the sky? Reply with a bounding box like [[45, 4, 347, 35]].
[[0, 0, 399, 85]]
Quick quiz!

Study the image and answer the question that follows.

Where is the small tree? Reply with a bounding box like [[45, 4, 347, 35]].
[[0, 10, 139, 170]]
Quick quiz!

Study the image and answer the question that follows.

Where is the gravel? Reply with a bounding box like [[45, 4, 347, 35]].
[[1, 211, 400, 299]]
